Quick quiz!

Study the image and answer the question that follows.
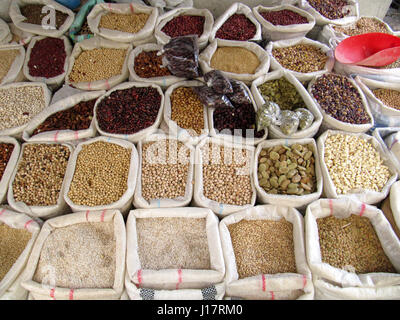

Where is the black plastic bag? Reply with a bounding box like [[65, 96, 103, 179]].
[[227, 80, 252, 105], [203, 70, 233, 94], [193, 86, 234, 109]]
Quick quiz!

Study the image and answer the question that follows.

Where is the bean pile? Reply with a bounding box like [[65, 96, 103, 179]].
[[136, 217, 211, 270], [161, 15, 205, 38], [272, 44, 328, 73], [311, 73, 371, 124], [68, 48, 127, 83], [324, 133, 391, 195], [201, 143, 253, 206], [317, 215, 396, 273], [372, 88, 400, 111], [134, 50, 171, 78], [28, 37, 66, 79], [380, 58, 400, 69], [96, 86, 162, 135], [0, 223, 31, 281], [0, 49, 19, 83], [12, 144, 70, 206], [0, 85, 46, 131], [99, 12, 149, 34], [33, 222, 116, 288], [141, 139, 190, 201], [211, 47, 260, 74], [0, 143, 14, 181], [228, 218, 297, 279], [307, 0, 351, 20], [259, 9, 309, 26], [257, 144, 316, 196], [67, 141, 131, 206], [333, 17, 391, 36], [32, 99, 96, 136], [20, 4, 69, 29], [216, 14, 256, 41], [170, 87, 205, 136]]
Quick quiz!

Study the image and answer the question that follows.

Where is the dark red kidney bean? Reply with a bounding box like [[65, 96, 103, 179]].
[[259, 10, 309, 26], [215, 14, 256, 41], [0, 143, 14, 180], [161, 15, 205, 38]]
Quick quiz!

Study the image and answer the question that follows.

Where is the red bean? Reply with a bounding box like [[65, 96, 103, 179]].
[[161, 15, 205, 38], [260, 10, 309, 26], [215, 14, 256, 41]]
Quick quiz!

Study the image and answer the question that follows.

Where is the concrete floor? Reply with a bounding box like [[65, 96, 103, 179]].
[[384, 6, 400, 31]]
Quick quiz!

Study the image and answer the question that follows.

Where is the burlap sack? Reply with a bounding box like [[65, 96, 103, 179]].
[[21, 209, 126, 300], [0, 137, 20, 204], [220, 204, 314, 300], [0, 44, 25, 86]]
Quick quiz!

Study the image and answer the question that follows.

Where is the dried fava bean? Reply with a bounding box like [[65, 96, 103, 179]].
[[0, 50, 19, 83], [20, 4, 69, 29], [134, 50, 172, 78], [317, 215, 396, 273], [210, 47, 260, 75], [333, 17, 391, 36], [67, 141, 131, 206], [272, 44, 328, 73], [215, 14, 256, 41], [307, 0, 352, 20], [324, 133, 391, 194], [0, 143, 14, 181], [372, 88, 400, 111], [260, 9, 309, 26], [0, 223, 31, 281], [96, 86, 162, 135], [32, 99, 96, 136], [13, 144, 71, 206], [33, 222, 116, 289], [161, 15, 205, 38], [99, 12, 149, 34], [136, 217, 210, 270], [68, 48, 127, 83], [228, 219, 297, 279], [311, 73, 371, 124]]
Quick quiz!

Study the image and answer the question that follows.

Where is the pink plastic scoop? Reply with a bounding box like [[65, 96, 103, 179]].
[[335, 33, 400, 67]]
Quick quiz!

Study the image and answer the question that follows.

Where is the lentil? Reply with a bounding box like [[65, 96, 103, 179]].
[[96, 86, 162, 135], [99, 12, 149, 34], [228, 219, 297, 279], [141, 140, 190, 201], [161, 15, 205, 38], [0, 223, 31, 281], [210, 47, 260, 74], [67, 141, 131, 206], [257, 144, 316, 196], [28, 37, 66, 79], [372, 88, 400, 111], [68, 48, 127, 83], [170, 87, 205, 136], [201, 143, 253, 206], [259, 9, 309, 26], [0, 49, 19, 83], [0, 143, 14, 181], [324, 133, 391, 194], [307, 0, 351, 20], [215, 14, 256, 41], [12, 144, 71, 206], [311, 73, 371, 124], [136, 217, 211, 270], [317, 215, 396, 273], [32, 99, 96, 136], [333, 17, 391, 36], [33, 222, 116, 289], [272, 44, 328, 73], [133, 50, 172, 78], [0, 85, 46, 131], [20, 4, 69, 29]]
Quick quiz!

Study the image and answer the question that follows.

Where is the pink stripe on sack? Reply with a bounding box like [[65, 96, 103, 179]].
[[137, 269, 142, 288], [74, 131, 79, 140], [176, 269, 182, 290], [329, 199, 333, 216], [88, 82, 92, 90], [85, 210, 90, 222], [261, 274, 266, 292], [69, 289, 74, 300], [53, 131, 59, 142], [359, 203, 366, 217], [302, 275, 307, 289], [100, 209, 106, 222], [21, 39, 26, 46], [108, 3, 112, 10], [50, 288, 56, 300], [105, 79, 110, 90], [24, 220, 33, 230], [129, 3, 134, 13], [0, 208, 5, 216], [270, 291, 275, 300]]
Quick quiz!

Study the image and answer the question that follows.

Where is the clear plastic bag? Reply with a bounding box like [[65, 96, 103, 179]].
[[256, 100, 281, 131], [204, 70, 233, 95], [279, 110, 299, 135], [193, 85, 234, 109], [227, 80, 252, 105], [296, 108, 314, 130]]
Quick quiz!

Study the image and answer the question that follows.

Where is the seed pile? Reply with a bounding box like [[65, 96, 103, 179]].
[[201, 143, 253, 206], [13, 144, 71, 206], [170, 87, 205, 136], [307, 0, 351, 20], [161, 15, 205, 37], [141, 139, 190, 201], [211, 47, 260, 74], [258, 144, 316, 196], [68, 141, 131, 206], [215, 14, 256, 41], [33, 222, 116, 289], [0, 143, 14, 181], [32, 99, 96, 136], [259, 9, 309, 26], [136, 217, 211, 270], [0, 49, 19, 83], [99, 12, 149, 34], [0, 85, 46, 131], [311, 73, 371, 124], [324, 134, 391, 194], [317, 215, 396, 273], [380, 58, 400, 69], [228, 219, 297, 279], [0, 223, 32, 281], [333, 17, 390, 36], [134, 50, 171, 78], [272, 44, 328, 73], [372, 88, 400, 111], [68, 48, 127, 83], [20, 4, 69, 29]]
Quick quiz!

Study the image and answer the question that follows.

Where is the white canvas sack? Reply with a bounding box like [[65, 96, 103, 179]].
[[0, 18, 12, 44], [0, 44, 25, 86], [0, 137, 20, 204], [374, 127, 400, 176]]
